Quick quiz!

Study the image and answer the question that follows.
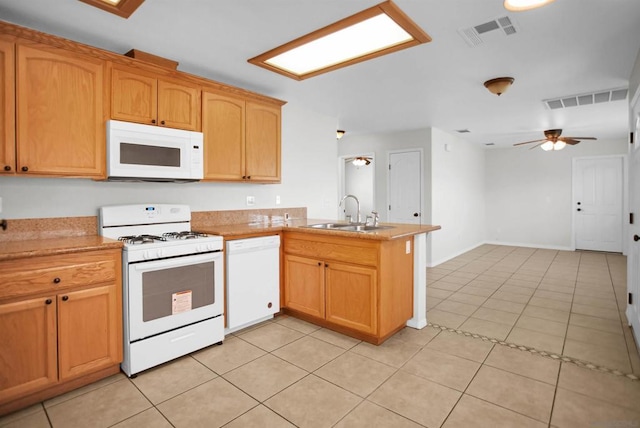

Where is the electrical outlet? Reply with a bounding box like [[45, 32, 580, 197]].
[[284, 212, 290, 221], [246, 196, 255, 206], [276, 195, 281, 205], [405, 240, 411, 254]]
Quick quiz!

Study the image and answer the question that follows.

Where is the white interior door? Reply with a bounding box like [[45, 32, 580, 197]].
[[574, 157, 623, 252], [627, 110, 640, 342], [388, 150, 422, 224]]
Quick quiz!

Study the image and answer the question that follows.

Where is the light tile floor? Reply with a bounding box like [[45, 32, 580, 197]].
[[2, 244, 640, 428]]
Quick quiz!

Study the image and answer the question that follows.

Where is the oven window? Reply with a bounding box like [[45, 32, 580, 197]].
[[120, 142, 181, 167], [142, 261, 215, 321]]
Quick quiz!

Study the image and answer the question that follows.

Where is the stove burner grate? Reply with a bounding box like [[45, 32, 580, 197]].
[[118, 234, 167, 245], [163, 231, 209, 240]]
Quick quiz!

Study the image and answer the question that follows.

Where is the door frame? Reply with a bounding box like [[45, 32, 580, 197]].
[[571, 154, 628, 254], [337, 152, 376, 220], [386, 148, 424, 224]]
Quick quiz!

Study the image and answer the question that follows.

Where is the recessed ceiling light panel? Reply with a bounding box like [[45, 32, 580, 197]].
[[504, 0, 555, 12], [249, 0, 431, 80]]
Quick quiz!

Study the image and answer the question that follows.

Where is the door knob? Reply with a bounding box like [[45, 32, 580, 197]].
[[577, 208, 582, 212], [413, 213, 419, 217], [634, 235, 640, 242], [577, 202, 581, 205]]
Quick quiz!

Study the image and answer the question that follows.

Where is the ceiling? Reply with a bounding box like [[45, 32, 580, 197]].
[[2, 0, 640, 148]]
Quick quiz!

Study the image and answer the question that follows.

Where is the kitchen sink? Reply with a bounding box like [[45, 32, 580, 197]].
[[306, 223, 351, 229], [303, 223, 394, 233]]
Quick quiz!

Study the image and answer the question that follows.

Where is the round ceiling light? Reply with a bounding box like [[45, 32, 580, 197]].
[[484, 77, 514, 96], [504, 0, 556, 12]]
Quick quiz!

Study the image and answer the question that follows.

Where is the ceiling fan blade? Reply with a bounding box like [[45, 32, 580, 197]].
[[563, 136, 597, 140], [528, 141, 545, 150], [561, 138, 581, 145], [513, 139, 545, 146]]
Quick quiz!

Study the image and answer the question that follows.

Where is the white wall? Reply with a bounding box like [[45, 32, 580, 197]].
[[0, 103, 339, 220], [485, 139, 628, 249], [429, 128, 486, 266]]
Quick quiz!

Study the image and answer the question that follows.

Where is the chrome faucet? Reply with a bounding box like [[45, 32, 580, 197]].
[[339, 194, 360, 224]]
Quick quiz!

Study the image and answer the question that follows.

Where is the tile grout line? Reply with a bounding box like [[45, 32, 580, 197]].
[[425, 322, 639, 382]]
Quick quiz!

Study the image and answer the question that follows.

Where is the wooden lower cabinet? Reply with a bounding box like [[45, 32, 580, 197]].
[[283, 232, 412, 344], [0, 297, 57, 403], [325, 262, 377, 335], [0, 249, 123, 416]]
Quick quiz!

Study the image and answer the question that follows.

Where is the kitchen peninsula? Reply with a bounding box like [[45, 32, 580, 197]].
[[197, 218, 441, 344]]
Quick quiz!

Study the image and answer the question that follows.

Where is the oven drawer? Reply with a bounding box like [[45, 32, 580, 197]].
[[0, 251, 119, 300]]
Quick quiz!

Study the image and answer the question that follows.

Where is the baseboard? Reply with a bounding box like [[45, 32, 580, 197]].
[[484, 240, 573, 251], [429, 242, 486, 268], [429, 240, 573, 268]]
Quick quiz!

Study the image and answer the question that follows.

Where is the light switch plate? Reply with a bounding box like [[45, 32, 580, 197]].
[[406, 240, 411, 254], [276, 195, 281, 205], [246, 196, 255, 206]]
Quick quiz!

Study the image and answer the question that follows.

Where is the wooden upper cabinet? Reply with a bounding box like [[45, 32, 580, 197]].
[[202, 91, 245, 180], [157, 80, 200, 130], [0, 39, 15, 175], [246, 101, 281, 182], [16, 44, 105, 177], [0, 296, 57, 403], [111, 68, 157, 125], [111, 67, 200, 131], [202, 91, 281, 183]]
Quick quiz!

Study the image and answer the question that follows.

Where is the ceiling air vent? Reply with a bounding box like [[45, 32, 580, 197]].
[[458, 15, 520, 47], [544, 88, 628, 110], [456, 129, 470, 133]]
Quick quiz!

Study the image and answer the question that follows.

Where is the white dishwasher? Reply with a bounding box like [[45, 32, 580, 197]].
[[225, 235, 280, 333]]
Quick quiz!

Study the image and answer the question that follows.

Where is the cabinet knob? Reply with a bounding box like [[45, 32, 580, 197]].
[[53, 277, 61, 284], [45, 299, 52, 305], [21, 166, 28, 172], [634, 235, 640, 242], [160, 120, 165, 125], [242, 175, 246, 179], [267, 302, 273, 309], [151, 119, 156, 124], [3, 165, 10, 171], [317, 262, 321, 266], [325, 263, 329, 268], [62, 295, 69, 301], [247, 176, 251, 180]]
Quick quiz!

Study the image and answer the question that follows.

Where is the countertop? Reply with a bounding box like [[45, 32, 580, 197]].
[[198, 219, 441, 241], [0, 236, 123, 261]]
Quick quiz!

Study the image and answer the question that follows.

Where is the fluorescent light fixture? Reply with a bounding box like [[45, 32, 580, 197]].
[[249, 0, 431, 80], [504, 0, 555, 12], [79, 0, 145, 18]]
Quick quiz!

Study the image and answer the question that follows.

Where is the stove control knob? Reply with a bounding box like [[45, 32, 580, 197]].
[[207, 243, 217, 251], [157, 249, 165, 258], [143, 251, 152, 260]]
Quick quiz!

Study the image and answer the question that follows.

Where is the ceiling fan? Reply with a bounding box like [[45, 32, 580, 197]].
[[513, 129, 597, 151], [346, 156, 372, 166]]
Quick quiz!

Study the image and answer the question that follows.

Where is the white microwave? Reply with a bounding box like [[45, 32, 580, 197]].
[[107, 120, 204, 182]]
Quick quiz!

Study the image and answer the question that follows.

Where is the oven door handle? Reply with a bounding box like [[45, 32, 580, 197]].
[[131, 252, 222, 271]]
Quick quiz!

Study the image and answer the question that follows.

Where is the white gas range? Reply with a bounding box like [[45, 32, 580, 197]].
[[99, 204, 224, 377]]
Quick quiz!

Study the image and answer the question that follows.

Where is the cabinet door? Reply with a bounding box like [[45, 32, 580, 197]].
[[245, 101, 281, 182], [111, 68, 157, 125], [158, 80, 200, 131], [284, 254, 325, 318], [202, 91, 245, 180], [57, 284, 121, 381], [325, 262, 377, 334], [0, 296, 57, 403], [16, 45, 105, 177], [0, 39, 15, 174]]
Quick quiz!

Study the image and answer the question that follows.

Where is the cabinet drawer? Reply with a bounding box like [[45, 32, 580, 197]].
[[284, 235, 378, 266], [0, 251, 119, 300]]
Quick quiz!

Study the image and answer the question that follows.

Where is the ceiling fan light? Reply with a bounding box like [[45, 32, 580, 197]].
[[337, 130, 346, 140], [540, 141, 554, 151], [504, 0, 555, 12], [484, 77, 514, 96], [553, 141, 566, 150], [352, 158, 367, 167]]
